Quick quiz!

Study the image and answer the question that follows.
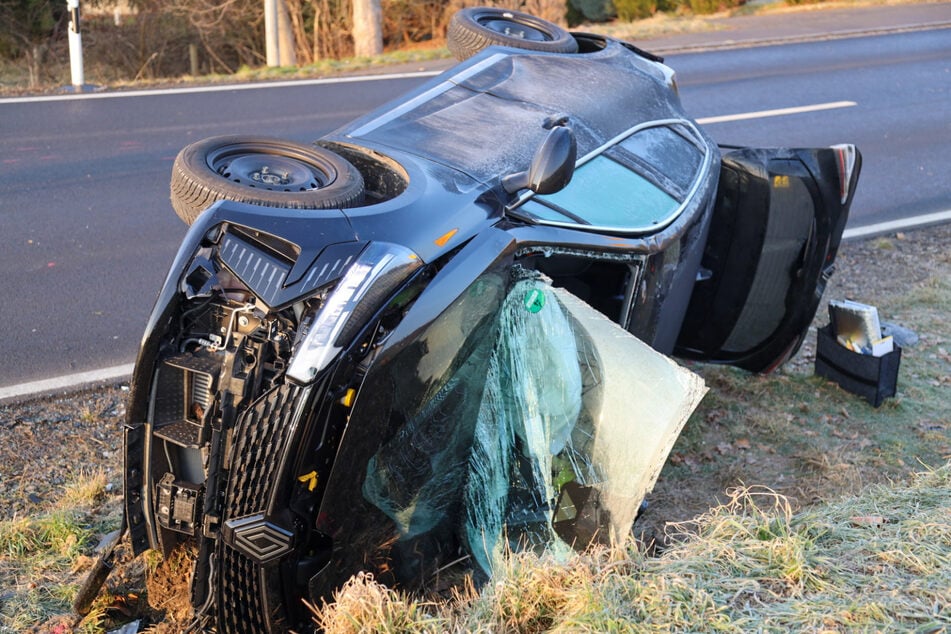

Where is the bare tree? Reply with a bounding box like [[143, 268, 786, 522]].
[[284, 0, 353, 63], [283, 0, 313, 63], [351, 0, 381, 57], [160, 0, 265, 72], [0, 0, 67, 86]]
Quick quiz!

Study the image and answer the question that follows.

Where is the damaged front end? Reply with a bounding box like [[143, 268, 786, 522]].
[[123, 202, 424, 630], [119, 202, 707, 631]]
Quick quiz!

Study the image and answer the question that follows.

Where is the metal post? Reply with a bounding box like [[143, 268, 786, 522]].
[[67, 0, 85, 88]]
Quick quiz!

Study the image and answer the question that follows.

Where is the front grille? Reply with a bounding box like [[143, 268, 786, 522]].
[[219, 232, 292, 309], [224, 384, 302, 518], [217, 383, 304, 633], [219, 548, 266, 632]]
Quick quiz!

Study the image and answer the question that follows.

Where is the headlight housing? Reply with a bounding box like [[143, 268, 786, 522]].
[[287, 242, 421, 383]]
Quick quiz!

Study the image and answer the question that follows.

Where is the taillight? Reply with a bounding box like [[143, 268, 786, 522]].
[[831, 144, 858, 205]]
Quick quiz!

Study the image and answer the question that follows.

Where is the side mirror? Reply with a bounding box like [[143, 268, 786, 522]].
[[502, 125, 577, 195]]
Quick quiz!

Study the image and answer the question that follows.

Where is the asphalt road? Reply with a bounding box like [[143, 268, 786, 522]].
[[0, 27, 949, 390], [672, 29, 951, 227]]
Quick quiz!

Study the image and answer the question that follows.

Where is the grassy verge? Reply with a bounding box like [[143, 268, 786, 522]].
[[0, 47, 455, 97], [650, 236, 951, 519], [100, 48, 455, 95], [0, 472, 120, 633]]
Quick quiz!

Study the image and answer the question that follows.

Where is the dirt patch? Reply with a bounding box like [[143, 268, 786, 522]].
[[142, 546, 198, 629], [0, 390, 126, 522]]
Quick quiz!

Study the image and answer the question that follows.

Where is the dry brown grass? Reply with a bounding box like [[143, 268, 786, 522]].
[[312, 464, 951, 633]]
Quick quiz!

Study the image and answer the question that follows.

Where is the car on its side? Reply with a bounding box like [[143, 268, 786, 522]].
[[75, 8, 860, 632]]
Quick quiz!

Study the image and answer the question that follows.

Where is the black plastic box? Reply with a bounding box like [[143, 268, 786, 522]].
[[814, 325, 901, 407]]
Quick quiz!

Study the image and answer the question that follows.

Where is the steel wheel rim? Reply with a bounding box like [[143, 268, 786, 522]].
[[208, 147, 333, 192], [478, 15, 550, 42]]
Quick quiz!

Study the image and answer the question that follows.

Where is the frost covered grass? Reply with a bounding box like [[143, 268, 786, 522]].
[[312, 464, 951, 633], [0, 472, 116, 632]]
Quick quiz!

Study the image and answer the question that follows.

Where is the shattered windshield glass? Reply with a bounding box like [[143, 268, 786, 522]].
[[313, 269, 706, 592]]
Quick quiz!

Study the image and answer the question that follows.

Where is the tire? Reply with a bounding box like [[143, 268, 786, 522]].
[[447, 7, 578, 62], [170, 136, 365, 225]]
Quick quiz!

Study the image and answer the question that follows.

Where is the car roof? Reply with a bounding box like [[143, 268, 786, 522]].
[[336, 41, 692, 185]]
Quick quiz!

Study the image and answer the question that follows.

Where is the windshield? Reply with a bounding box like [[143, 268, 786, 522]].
[[309, 269, 706, 593], [517, 121, 709, 234]]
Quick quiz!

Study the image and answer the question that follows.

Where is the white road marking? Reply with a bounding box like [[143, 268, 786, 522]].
[[0, 363, 135, 403], [697, 101, 857, 124], [843, 209, 951, 240], [0, 70, 445, 105]]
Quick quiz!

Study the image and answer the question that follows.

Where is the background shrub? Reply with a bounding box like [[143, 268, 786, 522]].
[[687, 0, 745, 15], [568, 0, 616, 23], [614, 0, 657, 22]]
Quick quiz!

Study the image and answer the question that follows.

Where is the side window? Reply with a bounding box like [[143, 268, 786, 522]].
[[535, 156, 680, 229]]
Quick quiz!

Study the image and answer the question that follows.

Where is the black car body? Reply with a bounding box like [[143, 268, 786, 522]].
[[108, 9, 860, 632]]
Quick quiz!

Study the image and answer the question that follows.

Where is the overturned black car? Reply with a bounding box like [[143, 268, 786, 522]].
[[80, 7, 861, 632]]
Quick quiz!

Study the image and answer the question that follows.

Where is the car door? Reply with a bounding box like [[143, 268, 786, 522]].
[[675, 145, 861, 372]]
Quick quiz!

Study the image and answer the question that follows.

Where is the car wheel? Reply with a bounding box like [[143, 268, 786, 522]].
[[170, 136, 365, 225], [447, 7, 578, 61]]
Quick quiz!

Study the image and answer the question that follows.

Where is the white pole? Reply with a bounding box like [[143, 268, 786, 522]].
[[67, 0, 84, 88], [264, 0, 279, 67]]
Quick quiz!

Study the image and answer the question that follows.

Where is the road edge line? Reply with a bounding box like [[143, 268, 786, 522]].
[[650, 20, 951, 54], [0, 363, 135, 404], [0, 70, 446, 105], [843, 209, 951, 240]]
